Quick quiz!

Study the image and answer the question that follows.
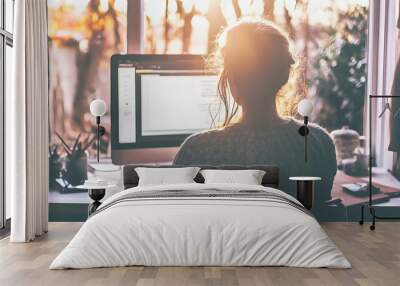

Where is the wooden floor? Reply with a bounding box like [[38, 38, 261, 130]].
[[0, 222, 399, 286]]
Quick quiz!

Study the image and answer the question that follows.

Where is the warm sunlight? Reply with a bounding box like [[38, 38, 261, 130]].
[[47, 0, 369, 146], [48, 0, 369, 54], [4, 2, 400, 283]]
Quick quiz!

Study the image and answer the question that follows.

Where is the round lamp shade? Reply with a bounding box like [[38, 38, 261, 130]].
[[298, 99, 314, 117], [90, 99, 107, 117]]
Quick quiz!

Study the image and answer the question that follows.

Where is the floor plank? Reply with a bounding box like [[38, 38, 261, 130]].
[[0, 222, 399, 286]]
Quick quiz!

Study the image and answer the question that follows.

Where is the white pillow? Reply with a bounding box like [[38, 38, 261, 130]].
[[200, 169, 266, 185], [135, 167, 200, 186]]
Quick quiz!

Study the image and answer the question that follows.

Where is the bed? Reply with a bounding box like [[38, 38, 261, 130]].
[[50, 165, 350, 269]]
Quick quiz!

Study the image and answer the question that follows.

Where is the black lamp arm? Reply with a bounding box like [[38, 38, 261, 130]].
[[95, 116, 106, 162], [298, 116, 310, 136], [298, 116, 310, 162]]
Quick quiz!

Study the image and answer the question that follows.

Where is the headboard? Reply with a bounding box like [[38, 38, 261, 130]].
[[123, 165, 279, 189]]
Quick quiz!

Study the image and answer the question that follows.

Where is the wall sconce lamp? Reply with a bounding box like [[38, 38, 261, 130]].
[[90, 99, 107, 163], [298, 99, 314, 162]]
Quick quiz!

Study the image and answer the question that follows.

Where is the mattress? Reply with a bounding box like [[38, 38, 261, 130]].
[[50, 183, 351, 269]]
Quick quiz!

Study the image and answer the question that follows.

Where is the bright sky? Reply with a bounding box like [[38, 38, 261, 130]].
[[48, 0, 369, 49], [48, 0, 127, 14], [49, 0, 369, 25]]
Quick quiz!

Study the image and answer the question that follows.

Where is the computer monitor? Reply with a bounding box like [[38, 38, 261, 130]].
[[111, 55, 219, 164]]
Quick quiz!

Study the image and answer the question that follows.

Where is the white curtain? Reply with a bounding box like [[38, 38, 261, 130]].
[[8, 0, 49, 242], [366, 0, 399, 169]]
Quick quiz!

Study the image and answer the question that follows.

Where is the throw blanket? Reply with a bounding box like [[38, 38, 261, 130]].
[[91, 188, 311, 218], [50, 183, 350, 269]]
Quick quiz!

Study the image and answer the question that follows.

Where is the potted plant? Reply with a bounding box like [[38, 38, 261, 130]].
[[56, 132, 95, 188]]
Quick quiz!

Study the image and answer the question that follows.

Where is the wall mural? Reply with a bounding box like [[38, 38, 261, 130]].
[[47, 0, 400, 222]]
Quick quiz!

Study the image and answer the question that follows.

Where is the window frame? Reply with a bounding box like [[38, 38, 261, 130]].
[[0, 0, 13, 230], [127, 0, 144, 53]]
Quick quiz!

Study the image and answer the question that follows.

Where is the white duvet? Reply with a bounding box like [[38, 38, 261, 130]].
[[50, 183, 351, 269]]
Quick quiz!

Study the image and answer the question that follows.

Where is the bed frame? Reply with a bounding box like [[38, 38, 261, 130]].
[[123, 165, 279, 190]]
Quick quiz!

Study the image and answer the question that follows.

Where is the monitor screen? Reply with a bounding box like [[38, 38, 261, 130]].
[[111, 55, 219, 155]]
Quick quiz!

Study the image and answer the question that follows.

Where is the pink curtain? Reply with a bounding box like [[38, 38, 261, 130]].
[[388, 2, 400, 177], [389, 60, 400, 152], [389, 2, 400, 152]]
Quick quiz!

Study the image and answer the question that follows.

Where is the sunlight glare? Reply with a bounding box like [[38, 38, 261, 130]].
[[168, 1, 178, 14], [145, 0, 165, 25], [183, 0, 195, 13], [194, 0, 211, 14], [220, 0, 238, 25], [191, 15, 210, 53], [99, 0, 108, 12]]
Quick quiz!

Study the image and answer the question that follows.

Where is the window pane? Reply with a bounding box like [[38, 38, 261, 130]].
[[5, 44, 12, 219], [0, 0, 2, 30], [5, 0, 14, 33]]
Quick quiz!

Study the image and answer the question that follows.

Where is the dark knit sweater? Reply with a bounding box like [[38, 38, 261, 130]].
[[173, 118, 337, 203]]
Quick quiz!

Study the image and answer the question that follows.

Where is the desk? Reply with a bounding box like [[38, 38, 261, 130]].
[[332, 168, 400, 207]]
